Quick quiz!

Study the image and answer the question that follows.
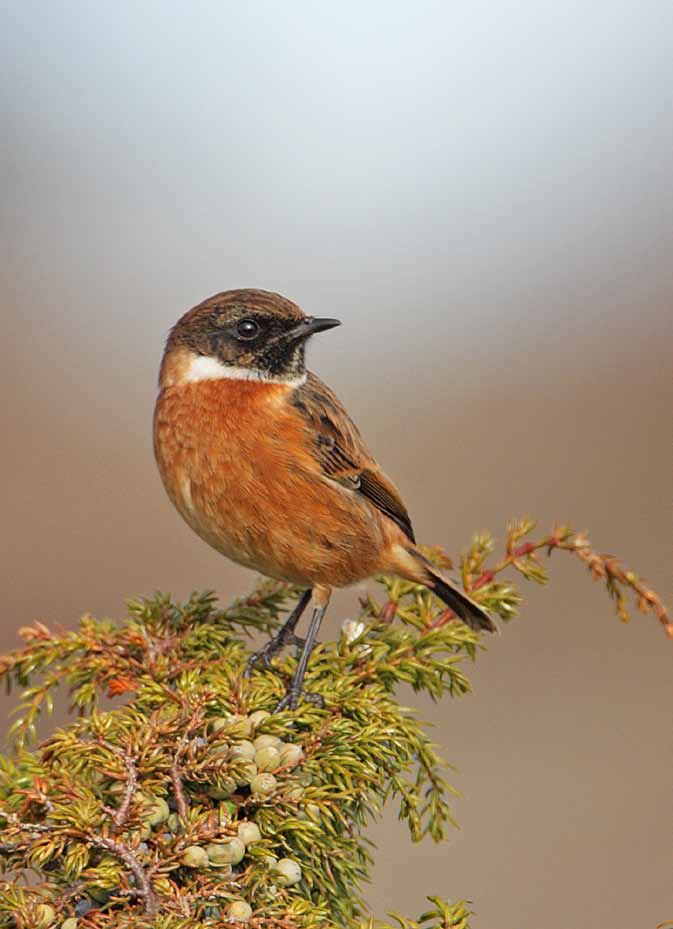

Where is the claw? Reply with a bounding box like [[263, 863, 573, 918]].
[[247, 590, 328, 713], [245, 590, 313, 679], [288, 634, 307, 652], [274, 687, 324, 713], [245, 631, 311, 678], [274, 690, 297, 712], [303, 691, 325, 708], [244, 641, 277, 678]]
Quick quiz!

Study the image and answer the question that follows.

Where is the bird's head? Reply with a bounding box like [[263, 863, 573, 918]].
[[159, 289, 341, 387]]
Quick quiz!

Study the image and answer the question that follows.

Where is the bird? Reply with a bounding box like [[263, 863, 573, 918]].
[[153, 289, 495, 710]]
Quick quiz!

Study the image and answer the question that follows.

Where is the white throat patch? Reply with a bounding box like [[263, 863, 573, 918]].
[[183, 353, 307, 387]]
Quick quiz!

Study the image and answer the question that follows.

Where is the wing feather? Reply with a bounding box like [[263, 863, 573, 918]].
[[292, 373, 415, 543]]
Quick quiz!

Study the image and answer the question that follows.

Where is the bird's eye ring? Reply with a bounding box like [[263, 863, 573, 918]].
[[236, 318, 260, 340]]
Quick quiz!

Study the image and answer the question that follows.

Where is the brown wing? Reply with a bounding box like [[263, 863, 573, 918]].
[[291, 373, 415, 543]]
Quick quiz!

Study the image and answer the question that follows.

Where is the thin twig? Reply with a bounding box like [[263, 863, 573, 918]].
[[467, 524, 673, 639], [571, 532, 673, 638], [170, 704, 208, 822], [88, 835, 158, 916], [171, 741, 189, 822], [2, 813, 158, 916], [3, 815, 51, 834], [98, 739, 139, 831]]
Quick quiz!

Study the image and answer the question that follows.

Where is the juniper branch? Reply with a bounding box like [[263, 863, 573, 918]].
[[87, 835, 158, 915], [171, 734, 191, 823], [98, 739, 139, 831], [0, 519, 667, 928]]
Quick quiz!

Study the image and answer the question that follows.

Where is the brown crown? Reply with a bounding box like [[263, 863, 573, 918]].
[[168, 289, 305, 348]]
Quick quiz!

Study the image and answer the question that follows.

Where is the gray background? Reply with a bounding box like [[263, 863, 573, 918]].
[[2, 3, 671, 926]]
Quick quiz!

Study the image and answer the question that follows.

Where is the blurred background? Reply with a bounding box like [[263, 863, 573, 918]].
[[2, 2, 671, 926]]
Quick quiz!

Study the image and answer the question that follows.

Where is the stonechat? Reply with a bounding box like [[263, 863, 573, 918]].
[[154, 289, 495, 709]]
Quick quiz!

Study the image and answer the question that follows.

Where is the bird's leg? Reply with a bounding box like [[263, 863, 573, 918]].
[[275, 596, 328, 712], [245, 589, 312, 677]]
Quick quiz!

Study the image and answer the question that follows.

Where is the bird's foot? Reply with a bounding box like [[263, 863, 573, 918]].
[[274, 686, 325, 713], [245, 632, 306, 677]]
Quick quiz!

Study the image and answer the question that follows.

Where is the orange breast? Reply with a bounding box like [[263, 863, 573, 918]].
[[153, 379, 390, 587]]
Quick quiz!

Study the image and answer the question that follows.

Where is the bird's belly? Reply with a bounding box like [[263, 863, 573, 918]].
[[172, 463, 385, 587], [153, 385, 386, 587]]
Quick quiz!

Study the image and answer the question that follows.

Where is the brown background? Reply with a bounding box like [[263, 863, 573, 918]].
[[2, 4, 671, 927]]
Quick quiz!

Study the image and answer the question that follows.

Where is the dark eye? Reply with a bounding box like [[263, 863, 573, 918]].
[[235, 318, 260, 340]]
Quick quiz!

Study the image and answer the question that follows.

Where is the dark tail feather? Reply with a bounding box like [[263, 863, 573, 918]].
[[426, 570, 497, 633]]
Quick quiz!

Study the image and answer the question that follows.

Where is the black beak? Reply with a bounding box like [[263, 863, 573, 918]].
[[286, 316, 341, 341]]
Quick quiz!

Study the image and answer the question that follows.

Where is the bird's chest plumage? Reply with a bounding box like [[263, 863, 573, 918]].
[[154, 380, 303, 570], [154, 377, 390, 587]]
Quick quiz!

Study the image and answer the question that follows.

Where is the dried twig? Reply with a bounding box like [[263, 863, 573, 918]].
[[99, 739, 139, 831], [170, 738, 190, 823], [2, 815, 158, 914], [464, 521, 673, 639], [89, 835, 158, 916], [570, 531, 672, 638], [170, 707, 206, 822]]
